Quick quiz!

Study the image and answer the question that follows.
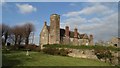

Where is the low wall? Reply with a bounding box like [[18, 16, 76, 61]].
[[68, 49, 98, 59], [66, 48, 119, 65]]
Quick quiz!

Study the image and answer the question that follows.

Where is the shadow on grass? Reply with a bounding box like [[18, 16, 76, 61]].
[[2, 54, 21, 68]]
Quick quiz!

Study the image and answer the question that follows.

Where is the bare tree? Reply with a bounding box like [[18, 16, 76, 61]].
[[2, 23, 35, 46], [12, 25, 26, 45], [2, 24, 11, 44], [12, 26, 19, 45], [23, 23, 35, 45], [17, 26, 25, 45]]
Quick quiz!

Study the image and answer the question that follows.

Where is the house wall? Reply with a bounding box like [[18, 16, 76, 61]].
[[40, 25, 49, 45], [62, 37, 90, 46], [109, 37, 120, 47]]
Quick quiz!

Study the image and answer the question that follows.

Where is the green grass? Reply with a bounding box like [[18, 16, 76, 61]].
[[0, 48, 2, 67], [43, 44, 120, 51], [2, 51, 111, 66]]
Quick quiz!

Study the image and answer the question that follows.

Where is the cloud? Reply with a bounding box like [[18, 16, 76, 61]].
[[63, 3, 114, 17], [69, 3, 77, 6], [16, 4, 37, 14], [80, 4, 114, 15], [61, 3, 118, 42]]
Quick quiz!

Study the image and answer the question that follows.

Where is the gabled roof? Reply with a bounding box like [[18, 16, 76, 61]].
[[78, 34, 89, 39]]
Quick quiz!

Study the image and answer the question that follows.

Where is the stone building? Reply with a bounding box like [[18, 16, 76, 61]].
[[108, 37, 120, 47], [40, 14, 94, 47]]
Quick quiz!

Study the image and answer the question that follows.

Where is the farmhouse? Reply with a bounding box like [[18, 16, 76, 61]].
[[40, 14, 94, 47]]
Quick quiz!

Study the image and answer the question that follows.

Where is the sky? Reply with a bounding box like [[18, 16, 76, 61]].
[[1, 2, 119, 45]]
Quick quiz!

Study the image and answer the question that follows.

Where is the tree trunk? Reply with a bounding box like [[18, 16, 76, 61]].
[[14, 37, 17, 45], [5, 32, 8, 44], [25, 36, 29, 45], [18, 35, 22, 45]]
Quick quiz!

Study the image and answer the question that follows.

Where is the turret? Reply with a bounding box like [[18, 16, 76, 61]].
[[44, 21, 47, 26], [49, 14, 60, 44]]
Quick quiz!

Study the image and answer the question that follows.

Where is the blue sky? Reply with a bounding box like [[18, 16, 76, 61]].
[[2, 2, 118, 45]]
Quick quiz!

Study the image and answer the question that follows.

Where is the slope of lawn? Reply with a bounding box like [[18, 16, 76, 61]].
[[2, 51, 111, 66]]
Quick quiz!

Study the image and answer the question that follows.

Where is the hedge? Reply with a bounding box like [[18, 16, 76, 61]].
[[43, 44, 120, 51]]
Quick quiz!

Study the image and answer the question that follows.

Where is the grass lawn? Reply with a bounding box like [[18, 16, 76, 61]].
[[2, 51, 111, 66]]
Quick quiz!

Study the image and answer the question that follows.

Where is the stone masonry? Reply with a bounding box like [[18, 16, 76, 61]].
[[40, 14, 94, 48]]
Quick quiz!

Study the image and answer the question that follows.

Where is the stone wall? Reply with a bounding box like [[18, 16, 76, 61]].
[[67, 48, 119, 65], [68, 49, 98, 59], [40, 22, 49, 45]]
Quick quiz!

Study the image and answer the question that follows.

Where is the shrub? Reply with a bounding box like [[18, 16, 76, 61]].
[[95, 49, 113, 63], [25, 44, 39, 51], [54, 48, 60, 55], [43, 44, 120, 51], [34, 47, 41, 52], [43, 48, 56, 55], [42, 48, 69, 56], [59, 49, 69, 56]]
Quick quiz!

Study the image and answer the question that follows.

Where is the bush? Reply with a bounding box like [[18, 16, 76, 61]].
[[59, 49, 69, 56], [42, 48, 59, 55], [94, 49, 113, 63], [42, 48, 69, 56], [34, 47, 41, 52], [2, 44, 41, 52], [43, 44, 120, 51], [25, 44, 40, 51]]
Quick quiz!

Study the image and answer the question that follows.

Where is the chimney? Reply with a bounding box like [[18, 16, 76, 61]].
[[89, 34, 94, 45], [74, 28, 78, 38], [44, 21, 47, 26], [90, 34, 93, 40], [65, 26, 69, 37]]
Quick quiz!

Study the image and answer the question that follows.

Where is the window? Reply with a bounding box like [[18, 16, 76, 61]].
[[114, 44, 117, 47]]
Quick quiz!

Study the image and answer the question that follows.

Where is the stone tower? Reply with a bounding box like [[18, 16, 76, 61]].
[[49, 14, 60, 44]]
